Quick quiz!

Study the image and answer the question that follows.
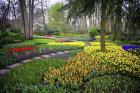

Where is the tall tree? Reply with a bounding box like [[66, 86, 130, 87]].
[[40, 0, 47, 28], [29, 0, 34, 39], [115, 0, 123, 40], [1, 0, 11, 32], [100, 1, 107, 52], [19, 0, 34, 39], [48, 3, 68, 33], [11, 0, 17, 27], [89, 15, 93, 27], [19, 0, 29, 39], [61, 0, 109, 52]]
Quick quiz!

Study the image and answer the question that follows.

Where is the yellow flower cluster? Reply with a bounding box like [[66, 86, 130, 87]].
[[48, 42, 85, 47], [100, 49, 140, 77], [44, 52, 112, 85], [84, 45, 140, 77], [84, 46, 122, 53], [90, 42, 117, 46], [43, 42, 140, 86]]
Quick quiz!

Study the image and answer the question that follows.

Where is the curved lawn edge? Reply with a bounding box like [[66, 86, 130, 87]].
[[0, 50, 76, 76]]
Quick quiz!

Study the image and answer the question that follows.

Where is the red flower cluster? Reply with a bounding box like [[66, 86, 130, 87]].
[[45, 35, 55, 39], [56, 39, 65, 42], [8, 46, 36, 53]]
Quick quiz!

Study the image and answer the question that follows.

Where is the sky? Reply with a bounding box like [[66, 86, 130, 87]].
[[49, 0, 63, 6]]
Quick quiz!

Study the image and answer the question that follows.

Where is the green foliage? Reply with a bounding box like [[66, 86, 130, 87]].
[[0, 28, 24, 47], [84, 75, 140, 93], [0, 58, 67, 93], [88, 27, 100, 38], [130, 41, 140, 45], [67, 34, 91, 41], [47, 28, 61, 35], [9, 83, 68, 93], [33, 30, 48, 36], [0, 51, 17, 68], [38, 45, 83, 52], [48, 2, 70, 34], [55, 49, 83, 59]]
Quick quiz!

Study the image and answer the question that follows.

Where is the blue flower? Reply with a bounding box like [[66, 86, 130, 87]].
[[122, 45, 140, 51]]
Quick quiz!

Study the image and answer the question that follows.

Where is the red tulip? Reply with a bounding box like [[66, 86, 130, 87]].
[[8, 46, 36, 53]]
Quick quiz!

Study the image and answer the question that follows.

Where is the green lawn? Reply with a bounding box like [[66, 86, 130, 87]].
[[2, 38, 55, 49], [24, 38, 55, 44], [0, 58, 67, 93]]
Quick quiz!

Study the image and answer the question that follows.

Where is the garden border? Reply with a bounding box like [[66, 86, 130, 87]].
[[0, 50, 71, 76]]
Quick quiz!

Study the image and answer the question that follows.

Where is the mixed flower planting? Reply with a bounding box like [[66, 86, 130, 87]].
[[0, 38, 140, 92], [43, 42, 140, 92], [0, 39, 85, 68]]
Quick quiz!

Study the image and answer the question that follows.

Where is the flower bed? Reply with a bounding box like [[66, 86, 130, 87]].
[[0, 46, 56, 68], [16, 49, 55, 61], [90, 42, 118, 46], [84, 45, 140, 77], [44, 44, 140, 87], [48, 42, 85, 47], [122, 45, 140, 51], [8, 46, 36, 53], [43, 52, 112, 86]]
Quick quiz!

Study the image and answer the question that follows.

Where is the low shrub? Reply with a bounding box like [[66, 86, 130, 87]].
[[0, 52, 17, 68], [47, 28, 61, 35], [88, 27, 100, 39], [67, 35, 91, 41], [0, 28, 24, 47]]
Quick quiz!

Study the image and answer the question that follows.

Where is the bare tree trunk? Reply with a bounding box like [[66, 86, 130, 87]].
[[92, 13, 95, 26], [79, 17, 84, 33], [10, 1, 17, 28], [100, 3, 107, 52], [2, 0, 10, 32], [83, 16, 87, 32], [41, 0, 47, 28], [77, 17, 80, 31], [111, 17, 116, 40], [115, 17, 122, 40], [89, 15, 93, 27], [29, 0, 34, 39], [115, 0, 123, 40], [105, 18, 110, 33], [62, 0, 64, 4], [19, 0, 29, 39]]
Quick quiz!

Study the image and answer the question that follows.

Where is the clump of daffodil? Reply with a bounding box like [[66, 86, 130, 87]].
[[90, 42, 118, 46], [48, 42, 85, 47], [84, 44, 140, 77], [44, 42, 140, 86], [44, 52, 112, 85]]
